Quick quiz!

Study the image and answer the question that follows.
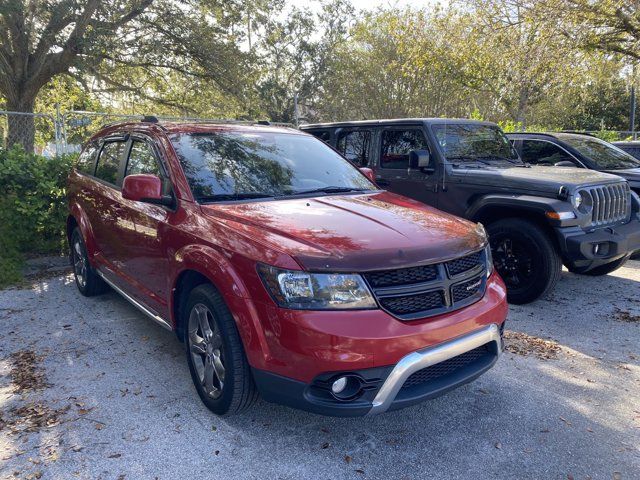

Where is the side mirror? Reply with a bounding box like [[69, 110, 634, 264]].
[[409, 149, 434, 172], [122, 174, 173, 206], [359, 167, 376, 183], [555, 160, 576, 167]]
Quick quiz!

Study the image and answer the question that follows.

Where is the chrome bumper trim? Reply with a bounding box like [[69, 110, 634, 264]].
[[368, 323, 502, 415]]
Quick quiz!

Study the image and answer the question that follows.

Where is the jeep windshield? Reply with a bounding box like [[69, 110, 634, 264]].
[[432, 124, 524, 167], [170, 131, 376, 202], [556, 134, 640, 170]]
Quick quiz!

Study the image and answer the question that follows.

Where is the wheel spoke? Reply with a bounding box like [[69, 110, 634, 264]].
[[190, 339, 206, 355], [203, 358, 215, 393], [212, 350, 225, 386], [196, 306, 213, 340]]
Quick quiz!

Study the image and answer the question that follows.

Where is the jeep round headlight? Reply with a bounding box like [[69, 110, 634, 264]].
[[575, 189, 593, 214], [571, 191, 583, 209], [257, 264, 377, 310]]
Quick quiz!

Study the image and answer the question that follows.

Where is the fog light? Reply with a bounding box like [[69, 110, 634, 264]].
[[331, 377, 348, 394]]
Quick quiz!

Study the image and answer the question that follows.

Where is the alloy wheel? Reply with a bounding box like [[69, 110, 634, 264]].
[[72, 238, 87, 288], [188, 303, 226, 399], [491, 236, 534, 289]]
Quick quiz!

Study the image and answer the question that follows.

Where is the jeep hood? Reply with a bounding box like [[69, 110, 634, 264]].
[[458, 165, 624, 195], [201, 191, 485, 271]]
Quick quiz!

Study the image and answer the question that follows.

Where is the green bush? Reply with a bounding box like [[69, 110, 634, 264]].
[[0, 146, 76, 287]]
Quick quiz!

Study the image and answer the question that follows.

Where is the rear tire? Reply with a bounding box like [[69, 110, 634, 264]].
[[568, 255, 630, 276], [184, 284, 258, 416], [70, 228, 109, 297], [487, 218, 561, 304]]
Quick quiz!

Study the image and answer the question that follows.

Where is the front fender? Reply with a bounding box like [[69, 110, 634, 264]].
[[171, 244, 272, 370], [466, 194, 578, 227]]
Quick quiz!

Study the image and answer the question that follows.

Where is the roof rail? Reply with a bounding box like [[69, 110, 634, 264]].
[[558, 130, 596, 137], [142, 115, 159, 123]]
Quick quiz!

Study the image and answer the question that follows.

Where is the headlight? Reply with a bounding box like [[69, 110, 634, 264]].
[[575, 189, 593, 214], [484, 243, 494, 278], [571, 191, 583, 209], [257, 264, 377, 310]]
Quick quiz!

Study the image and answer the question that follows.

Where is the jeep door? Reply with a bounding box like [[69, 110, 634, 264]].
[[373, 126, 440, 207]]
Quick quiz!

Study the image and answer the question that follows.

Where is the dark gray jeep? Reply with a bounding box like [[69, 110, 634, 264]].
[[301, 119, 640, 304]]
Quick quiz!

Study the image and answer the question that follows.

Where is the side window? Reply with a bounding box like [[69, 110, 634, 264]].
[[76, 143, 98, 174], [337, 130, 371, 167], [380, 129, 428, 169], [522, 140, 574, 165], [95, 141, 126, 186], [125, 141, 161, 177], [309, 130, 331, 143]]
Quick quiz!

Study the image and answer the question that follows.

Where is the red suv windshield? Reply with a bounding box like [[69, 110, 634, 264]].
[[170, 131, 375, 202]]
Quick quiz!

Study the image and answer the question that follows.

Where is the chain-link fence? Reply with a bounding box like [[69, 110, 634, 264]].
[[0, 111, 61, 156]]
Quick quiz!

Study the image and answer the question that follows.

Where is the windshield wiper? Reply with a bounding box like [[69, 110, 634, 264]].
[[289, 186, 369, 196], [197, 192, 277, 203], [476, 155, 526, 166]]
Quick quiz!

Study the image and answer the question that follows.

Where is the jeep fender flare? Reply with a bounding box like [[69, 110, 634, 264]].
[[466, 194, 574, 226], [171, 244, 271, 369]]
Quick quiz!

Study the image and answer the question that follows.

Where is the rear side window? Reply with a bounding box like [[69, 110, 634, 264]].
[[337, 130, 371, 167], [380, 129, 428, 169], [125, 141, 160, 177], [95, 141, 126, 185], [521, 140, 573, 165], [76, 143, 98, 174], [309, 130, 331, 143]]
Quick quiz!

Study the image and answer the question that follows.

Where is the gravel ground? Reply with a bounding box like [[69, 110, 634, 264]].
[[0, 262, 639, 480]]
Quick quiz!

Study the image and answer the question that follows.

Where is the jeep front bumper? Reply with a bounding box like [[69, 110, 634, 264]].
[[556, 216, 640, 268]]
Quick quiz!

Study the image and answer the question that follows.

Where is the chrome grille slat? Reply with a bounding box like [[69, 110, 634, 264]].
[[587, 183, 630, 227]]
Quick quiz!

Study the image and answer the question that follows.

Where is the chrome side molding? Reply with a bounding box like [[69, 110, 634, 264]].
[[368, 323, 502, 415], [97, 270, 172, 331]]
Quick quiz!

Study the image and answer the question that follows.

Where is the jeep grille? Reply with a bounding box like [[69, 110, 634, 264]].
[[363, 249, 487, 321], [587, 183, 630, 227]]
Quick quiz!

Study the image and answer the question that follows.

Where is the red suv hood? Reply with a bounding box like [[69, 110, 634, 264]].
[[201, 191, 485, 271]]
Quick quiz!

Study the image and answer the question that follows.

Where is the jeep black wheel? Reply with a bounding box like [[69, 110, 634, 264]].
[[184, 284, 258, 416], [487, 218, 561, 304], [568, 255, 630, 276]]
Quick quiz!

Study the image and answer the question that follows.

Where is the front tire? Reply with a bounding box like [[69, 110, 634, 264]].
[[487, 218, 561, 304], [184, 284, 258, 416], [70, 228, 109, 297]]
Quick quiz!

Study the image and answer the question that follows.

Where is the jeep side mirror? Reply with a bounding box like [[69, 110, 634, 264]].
[[555, 160, 576, 167], [409, 149, 434, 173], [359, 167, 376, 183], [122, 174, 173, 206]]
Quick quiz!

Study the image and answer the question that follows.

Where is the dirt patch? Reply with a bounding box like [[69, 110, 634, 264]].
[[9, 350, 49, 392], [613, 307, 640, 324], [504, 331, 561, 360]]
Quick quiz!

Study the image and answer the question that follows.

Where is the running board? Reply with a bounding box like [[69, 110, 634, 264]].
[[97, 270, 172, 331]]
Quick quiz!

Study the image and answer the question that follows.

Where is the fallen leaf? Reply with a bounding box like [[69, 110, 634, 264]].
[[494, 442, 502, 449], [94, 423, 104, 430], [108, 453, 121, 458], [613, 473, 622, 480], [214, 450, 219, 456], [344, 455, 352, 463], [355, 469, 365, 475], [321, 442, 330, 449]]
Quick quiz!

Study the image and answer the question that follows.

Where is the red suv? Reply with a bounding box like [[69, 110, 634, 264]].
[[67, 119, 508, 416]]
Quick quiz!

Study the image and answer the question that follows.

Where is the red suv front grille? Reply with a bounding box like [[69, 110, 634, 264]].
[[363, 250, 487, 321]]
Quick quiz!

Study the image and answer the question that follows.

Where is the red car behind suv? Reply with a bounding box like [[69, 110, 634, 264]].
[[67, 119, 508, 416]]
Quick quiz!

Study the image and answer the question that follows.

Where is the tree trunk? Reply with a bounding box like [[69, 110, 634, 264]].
[[5, 97, 36, 153]]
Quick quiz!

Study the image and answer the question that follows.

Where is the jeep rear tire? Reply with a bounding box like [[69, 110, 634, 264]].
[[487, 218, 561, 304], [568, 255, 630, 276]]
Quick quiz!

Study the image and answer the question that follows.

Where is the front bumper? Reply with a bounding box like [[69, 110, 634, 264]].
[[253, 323, 504, 417], [556, 216, 640, 268]]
